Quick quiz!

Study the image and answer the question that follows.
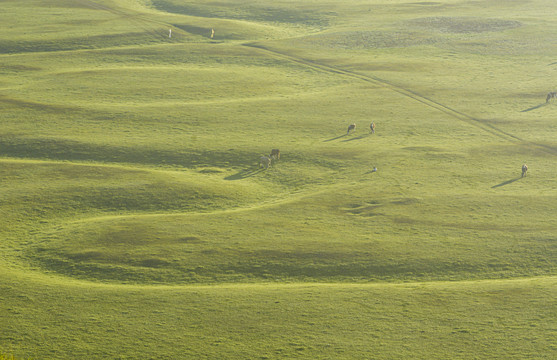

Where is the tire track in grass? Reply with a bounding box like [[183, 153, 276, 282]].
[[244, 43, 557, 156]]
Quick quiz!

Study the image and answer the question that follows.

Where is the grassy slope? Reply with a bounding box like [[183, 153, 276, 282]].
[[2, 270, 557, 359], [1, 0, 556, 358]]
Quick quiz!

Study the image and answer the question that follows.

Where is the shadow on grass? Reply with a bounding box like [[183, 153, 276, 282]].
[[323, 134, 348, 142], [342, 133, 371, 142], [224, 167, 264, 180], [520, 103, 547, 112], [492, 177, 521, 188], [0, 136, 258, 169]]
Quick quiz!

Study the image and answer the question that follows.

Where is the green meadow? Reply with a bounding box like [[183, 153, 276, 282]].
[[1, 0, 556, 358]]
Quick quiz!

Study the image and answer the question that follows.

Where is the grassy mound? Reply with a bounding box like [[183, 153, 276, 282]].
[[2, 273, 556, 359]]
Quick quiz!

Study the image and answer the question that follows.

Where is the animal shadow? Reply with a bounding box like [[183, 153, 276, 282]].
[[491, 177, 521, 188], [342, 133, 370, 142], [521, 103, 548, 112], [323, 134, 348, 142], [224, 167, 264, 180]]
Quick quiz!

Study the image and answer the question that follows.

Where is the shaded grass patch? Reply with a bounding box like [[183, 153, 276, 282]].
[[0, 136, 261, 168], [406, 16, 522, 34], [0, 32, 168, 54], [151, 0, 330, 27], [300, 31, 438, 49]]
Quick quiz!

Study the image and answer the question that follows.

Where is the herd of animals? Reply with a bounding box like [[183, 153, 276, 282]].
[[258, 122, 377, 169], [517, 91, 557, 177], [347, 122, 375, 135], [256, 91, 556, 177], [259, 148, 280, 169], [515, 91, 557, 177]]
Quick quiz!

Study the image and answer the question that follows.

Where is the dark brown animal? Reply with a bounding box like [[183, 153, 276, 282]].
[[347, 123, 356, 134], [270, 149, 280, 161]]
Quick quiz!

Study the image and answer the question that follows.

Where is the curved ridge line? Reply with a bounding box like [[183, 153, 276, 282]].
[[2, 262, 555, 290]]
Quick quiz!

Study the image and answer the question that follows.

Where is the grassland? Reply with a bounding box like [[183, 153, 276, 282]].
[[1, 0, 556, 358]]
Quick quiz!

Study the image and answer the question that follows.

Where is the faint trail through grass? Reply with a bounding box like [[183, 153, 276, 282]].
[[244, 43, 557, 156], [73, 0, 188, 41]]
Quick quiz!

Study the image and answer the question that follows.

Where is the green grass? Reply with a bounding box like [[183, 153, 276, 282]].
[[1, 0, 556, 358], [0, 354, 30, 360]]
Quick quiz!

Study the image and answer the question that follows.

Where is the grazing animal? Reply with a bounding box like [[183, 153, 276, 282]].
[[546, 92, 557, 103], [522, 164, 528, 177], [211, 28, 215, 39], [259, 156, 271, 169], [370, 122, 375, 134], [169, 29, 172, 38], [270, 149, 280, 161], [347, 123, 356, 134]]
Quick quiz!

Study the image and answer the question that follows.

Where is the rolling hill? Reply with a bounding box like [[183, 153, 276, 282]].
[[1, 0, 556, 358]]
